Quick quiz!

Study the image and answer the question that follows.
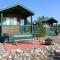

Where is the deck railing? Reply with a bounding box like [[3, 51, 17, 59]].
[[20, 25, 38, 33], [20, 25, 32, 33], [2, 25, 38, 34]]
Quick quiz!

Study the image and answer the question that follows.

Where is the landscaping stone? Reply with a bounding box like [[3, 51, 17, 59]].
[[0, 43, 6, 55], [0, 43, 60, 60]]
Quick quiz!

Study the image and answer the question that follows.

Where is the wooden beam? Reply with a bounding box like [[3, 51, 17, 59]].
[[31, 16, 33, 33], [0, 13, 3, 42], [56, 23, 58, 32], [24, 18, 27, 25], [24, 18, 27, 32], [1, 13, 3, 25], [1, 13, 3, 34]]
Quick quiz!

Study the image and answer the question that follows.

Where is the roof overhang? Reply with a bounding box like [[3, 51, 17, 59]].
[[46, 18, 58, 24], [0, 4, 34, 17]]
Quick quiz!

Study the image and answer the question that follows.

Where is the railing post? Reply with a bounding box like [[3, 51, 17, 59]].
[[31, 16, 33, 33]]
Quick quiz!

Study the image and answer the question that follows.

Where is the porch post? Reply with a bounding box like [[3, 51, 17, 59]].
[[45, 19, 47, 36], [0, 13, 3, 42], [24, 18, 27, 25], [1, 13, 3, 34], [24, 18, 27, 32], [56, 22, 58, 32], [31, 16, 32, 33]]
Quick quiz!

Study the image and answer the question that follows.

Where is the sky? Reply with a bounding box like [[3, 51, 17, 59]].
[[0, 0, 60, 23]]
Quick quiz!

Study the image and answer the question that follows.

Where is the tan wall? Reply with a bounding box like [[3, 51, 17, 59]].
[[2, 25, 20, 34]]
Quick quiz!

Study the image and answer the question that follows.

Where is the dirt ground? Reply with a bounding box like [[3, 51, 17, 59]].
[[38, 33, 60, 44], [52, 34, 60, 44]]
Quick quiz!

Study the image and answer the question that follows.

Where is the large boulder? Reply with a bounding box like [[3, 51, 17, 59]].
[[45, 38, 52, 45]]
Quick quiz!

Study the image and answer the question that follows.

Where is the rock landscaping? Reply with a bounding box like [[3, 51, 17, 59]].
[[0, 43, 60, 60]]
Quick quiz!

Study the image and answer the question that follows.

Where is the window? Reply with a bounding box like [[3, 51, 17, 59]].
[[3, 17, 17, 25], [13, 18, 17, 25], [3, 17, 10, 25], [20, 19, 24, 25], [10, 18, 17, 25]]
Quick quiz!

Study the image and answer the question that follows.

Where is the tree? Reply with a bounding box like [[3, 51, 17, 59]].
[[36, 16, 46, 36]]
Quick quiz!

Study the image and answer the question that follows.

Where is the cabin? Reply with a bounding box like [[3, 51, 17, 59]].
[[46, 18, 58, 36], [0, 4, 38, 43]]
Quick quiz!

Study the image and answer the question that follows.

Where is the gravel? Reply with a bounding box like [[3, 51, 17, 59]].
[[0, 43, 60, 60]]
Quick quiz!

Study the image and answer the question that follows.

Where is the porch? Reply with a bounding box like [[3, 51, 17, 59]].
[[2, 24, 38, 43]]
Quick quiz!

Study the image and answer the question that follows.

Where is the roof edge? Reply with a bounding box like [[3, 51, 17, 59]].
[[0, 3, 34, 15]]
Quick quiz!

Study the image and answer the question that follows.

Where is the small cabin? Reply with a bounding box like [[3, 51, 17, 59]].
[[46, 18, 58, 36], [0, 4, 38, 42]]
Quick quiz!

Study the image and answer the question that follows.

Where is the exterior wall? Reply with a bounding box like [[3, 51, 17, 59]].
[[1, 12, 27, 34], [2, 25, 20, 34]]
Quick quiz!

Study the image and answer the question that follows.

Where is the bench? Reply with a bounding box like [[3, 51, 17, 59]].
[[8, 33, 33, 43]]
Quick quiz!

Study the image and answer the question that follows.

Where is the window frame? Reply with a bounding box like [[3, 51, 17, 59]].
[[2, 17, 18, 25]]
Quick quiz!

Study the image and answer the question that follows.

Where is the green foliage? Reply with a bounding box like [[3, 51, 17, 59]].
[[58, 24, 60, 33], [36, 16, 46, 36]]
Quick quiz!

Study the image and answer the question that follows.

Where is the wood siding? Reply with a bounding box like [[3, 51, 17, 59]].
[[2, 25, 20, 34]]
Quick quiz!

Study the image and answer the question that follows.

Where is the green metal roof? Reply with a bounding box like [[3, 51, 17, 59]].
[[0, 3, 34, 17]]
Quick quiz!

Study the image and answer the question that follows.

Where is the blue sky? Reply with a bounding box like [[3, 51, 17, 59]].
[[0, 0, 60, 23]]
